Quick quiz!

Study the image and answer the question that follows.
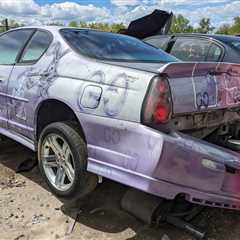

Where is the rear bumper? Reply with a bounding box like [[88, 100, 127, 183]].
[[152, 131, 240, 209], [77, 112, 240, 210], [88, 154, 240, 210]]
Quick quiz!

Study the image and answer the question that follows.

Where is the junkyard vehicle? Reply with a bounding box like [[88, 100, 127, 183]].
[[144, 33, 240, 63], [2, 26, 240, 212], [123, 10, 240, 64]]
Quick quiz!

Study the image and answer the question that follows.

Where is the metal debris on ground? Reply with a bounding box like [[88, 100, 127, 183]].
[[65, 209, 82, 235], [29, 214, 48, 225], [14, 234, 25, 240], [0, 176, 26, 190]]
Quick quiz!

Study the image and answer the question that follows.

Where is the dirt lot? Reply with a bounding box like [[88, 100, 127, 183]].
[[1, 138, 240, 240]]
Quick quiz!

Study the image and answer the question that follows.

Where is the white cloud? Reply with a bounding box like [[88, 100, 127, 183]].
[[0, 0, 239, 29], [109, 0, 240, 28], [40, 2, 109, 21], [111, 0, 141, 6], [0, 0, 110, 25], [0, 0, 39, 15]]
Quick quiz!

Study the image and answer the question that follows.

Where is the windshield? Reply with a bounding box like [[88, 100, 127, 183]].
[[60, 29, 178, 62]]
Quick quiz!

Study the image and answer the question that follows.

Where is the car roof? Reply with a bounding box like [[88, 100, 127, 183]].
[[10, 26, 113, 34], [13, 25, 62, 31], [176, 33, 240, 42], [7, 26, 103, 35], [147, 33, 240, 43]]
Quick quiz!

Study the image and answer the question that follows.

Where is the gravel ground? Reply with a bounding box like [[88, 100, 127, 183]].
[[0, 138, 240, 240]]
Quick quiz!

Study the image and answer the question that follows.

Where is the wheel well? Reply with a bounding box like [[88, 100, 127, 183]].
[[36, 100, 85, 141]]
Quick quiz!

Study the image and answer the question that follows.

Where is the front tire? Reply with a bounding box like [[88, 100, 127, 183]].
[[38, 122, 97, 201]]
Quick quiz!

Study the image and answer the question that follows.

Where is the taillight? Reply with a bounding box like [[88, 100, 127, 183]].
[[142, 75, 172, 124]]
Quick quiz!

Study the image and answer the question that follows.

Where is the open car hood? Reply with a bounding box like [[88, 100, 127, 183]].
[[124, 9, 173, 39]]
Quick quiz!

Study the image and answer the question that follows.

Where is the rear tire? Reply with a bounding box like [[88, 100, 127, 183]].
[[38, 121, 97, 201]]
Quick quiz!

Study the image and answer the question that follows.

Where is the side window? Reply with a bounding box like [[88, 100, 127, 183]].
[[207, 43, 222, 62], [0, 30, 33, 65], [20, 30, 52, 63], [170, 37, 211, 61], [144, 36, 170, 50]]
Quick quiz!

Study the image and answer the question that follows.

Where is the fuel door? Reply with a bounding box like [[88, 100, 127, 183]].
[[80, 85, 102, 109]]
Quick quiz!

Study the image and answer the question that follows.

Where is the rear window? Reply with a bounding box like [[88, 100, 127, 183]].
[[60, 29, 178, 63]]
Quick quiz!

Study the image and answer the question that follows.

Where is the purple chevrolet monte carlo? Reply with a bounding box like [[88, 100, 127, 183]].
[[1, 26, 240, 210]]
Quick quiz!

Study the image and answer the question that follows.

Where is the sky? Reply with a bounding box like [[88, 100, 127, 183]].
[[0, 0, 239, 28]]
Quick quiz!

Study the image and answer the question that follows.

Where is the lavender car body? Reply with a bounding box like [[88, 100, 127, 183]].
[[1, 26, 240, 210]]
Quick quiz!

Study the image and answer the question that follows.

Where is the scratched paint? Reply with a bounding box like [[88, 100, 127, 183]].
[[216, 68, 240, 106], [103, 73, 129, 117], [165, 63, 240, 114], [2, 26, 240, 210]]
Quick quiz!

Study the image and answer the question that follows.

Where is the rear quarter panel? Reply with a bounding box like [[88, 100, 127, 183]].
[[163, 62, 240, 114], [50, 51, 155, 122]]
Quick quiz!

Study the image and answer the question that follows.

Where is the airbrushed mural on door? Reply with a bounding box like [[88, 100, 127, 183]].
[[9, 42, 67, 121]]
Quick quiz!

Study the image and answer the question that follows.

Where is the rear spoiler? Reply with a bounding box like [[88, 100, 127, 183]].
[[160, 62, 240, 115]]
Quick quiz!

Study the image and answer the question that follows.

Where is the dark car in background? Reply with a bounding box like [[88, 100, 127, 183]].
[[144, 33, 240, 63], [123, 10, 240, 64]]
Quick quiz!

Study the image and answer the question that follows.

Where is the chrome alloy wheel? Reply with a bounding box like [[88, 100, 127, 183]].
[[41, 133, 75, 191]]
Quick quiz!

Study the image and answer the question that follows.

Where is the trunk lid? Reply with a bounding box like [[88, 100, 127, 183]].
[[162, 62, 240, 115]]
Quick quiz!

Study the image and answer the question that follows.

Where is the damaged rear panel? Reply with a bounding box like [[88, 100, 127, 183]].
[[160, 62, 240, 134]]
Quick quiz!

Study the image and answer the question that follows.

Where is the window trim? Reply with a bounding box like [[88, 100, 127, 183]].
[[169, 35, 225, 62], [206, 41, 224, 62], [16, 29, 54, 66], [0, 28, 35, 66]]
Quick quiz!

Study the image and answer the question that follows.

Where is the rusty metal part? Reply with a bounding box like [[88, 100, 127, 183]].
[[121, 188, 206, 239]]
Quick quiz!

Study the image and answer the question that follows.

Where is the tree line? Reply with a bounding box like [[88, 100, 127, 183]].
[[170, 15, 240, 35], [1, 14, 240, 35], [68, 15, 240, 35]]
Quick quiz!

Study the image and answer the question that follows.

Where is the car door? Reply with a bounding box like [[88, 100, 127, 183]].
[[0, 29, 34, 130], [7, 29, 52, 139], [169, 36, 213, 61]]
